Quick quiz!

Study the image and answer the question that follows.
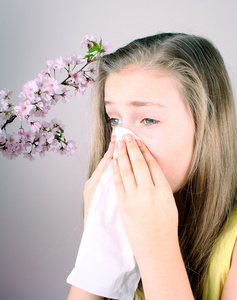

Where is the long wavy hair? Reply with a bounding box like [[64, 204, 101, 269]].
[[88, 33, 237, 299]]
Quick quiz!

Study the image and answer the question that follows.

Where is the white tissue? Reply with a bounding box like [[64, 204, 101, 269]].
[[67, 127, 140, 300]]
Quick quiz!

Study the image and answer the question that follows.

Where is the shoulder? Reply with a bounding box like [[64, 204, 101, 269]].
[[203, 204, 237, 299], [219, 204, 237, 299], [221, 240, 237, 299]]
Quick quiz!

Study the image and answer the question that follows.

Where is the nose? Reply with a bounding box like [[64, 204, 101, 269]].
[[115, 125, 141, 140]]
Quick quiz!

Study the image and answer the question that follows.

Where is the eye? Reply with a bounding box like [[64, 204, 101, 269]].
[[142, 118, 159, 125], [108, 118, 122, 127]]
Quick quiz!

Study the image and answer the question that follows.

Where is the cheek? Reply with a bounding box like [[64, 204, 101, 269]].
[[144, 134, 194, 192]]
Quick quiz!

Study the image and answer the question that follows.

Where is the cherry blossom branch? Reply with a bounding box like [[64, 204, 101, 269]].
[[0, 35, 109, 160], [0, 114, 17, 131]]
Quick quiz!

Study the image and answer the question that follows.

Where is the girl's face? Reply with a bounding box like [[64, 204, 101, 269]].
[[104, 65, 195, 193]]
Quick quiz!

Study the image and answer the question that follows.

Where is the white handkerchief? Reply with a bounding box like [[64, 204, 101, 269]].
[[67, 127, 140, 300]]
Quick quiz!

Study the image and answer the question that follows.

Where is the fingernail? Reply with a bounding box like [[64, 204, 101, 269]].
[[117, 141, 124, 149], [125, 134, 132, 142]]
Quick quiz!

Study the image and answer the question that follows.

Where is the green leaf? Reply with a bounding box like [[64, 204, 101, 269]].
[[88, 45, 101, 53], [83, 53, 95, 59], [90, 41, 100, 48]]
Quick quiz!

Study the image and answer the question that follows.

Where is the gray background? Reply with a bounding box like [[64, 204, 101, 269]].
[[0, 0, 236, 299]]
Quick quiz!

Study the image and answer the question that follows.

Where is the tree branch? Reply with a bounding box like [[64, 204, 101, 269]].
[[1, 115, 17, 131]]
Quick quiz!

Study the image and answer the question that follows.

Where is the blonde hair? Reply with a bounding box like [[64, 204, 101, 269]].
[[89, 33, 237, 299]]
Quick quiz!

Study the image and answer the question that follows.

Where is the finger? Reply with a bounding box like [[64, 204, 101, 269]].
[[88, 140, 115, 186], [115, 140, 137, 192], [138, 141, 170, 188], [99, 139, 115, 167], [123, 134, 154, 187]]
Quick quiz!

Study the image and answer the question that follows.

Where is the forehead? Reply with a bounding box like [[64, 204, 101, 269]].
[[104, 66, 183, 107]]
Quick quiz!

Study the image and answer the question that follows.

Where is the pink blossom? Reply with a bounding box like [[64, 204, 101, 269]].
[[35, 102, 50, 118], [38, 69, 48, 77], [54, 57, 66, 71], [101, 41, 111, 53], [70, 54, 84, 65], [0, 112, 11, 121], [50, 96, 59, 106], [74, 88, 82, 98], [74, 81, 88, 97], [0, 89, 12, 100], [41, 76, 59, 94], [0, 35, 107, 160], [26, 131, 35, 142], [32, 137, 46, 153], [39, 121, 50, 132], [31, 93, 41, 104], [1, 148, 17, 160], [65, 140, 76, 155], [46, 60, 55, 71], [50, 118, 65, 130], [22, 80, 38, 95], [85, 62, 98, 80], [27, 116, 34, 123], [0, 98, 13, 112], [63, 56, 73, 65], [38, 149, 47, 158], [35, 102, 51, 117], [29, 121, 41, 133], [6, 133, 18, 144], [23, 152, 35, 161], [0, 99, 8, 111], [23, 130, 35, 143], [35, 73, 47, 90], [1, 133, 24, 159], [18, 90, 36, 103], [14, 100, 34, 120], [68, 71, 85, 85], [80, 35, 97, 49], [54, 88, 71, 103], [57, 140, 76, 156], [40, 92, 52, 102], [45, 132, 54, 144], [47, 139, 58, 152]]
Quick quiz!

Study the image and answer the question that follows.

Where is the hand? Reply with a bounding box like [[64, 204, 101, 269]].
[[83, 136, 115, 226], [112, 134, 179, 267]]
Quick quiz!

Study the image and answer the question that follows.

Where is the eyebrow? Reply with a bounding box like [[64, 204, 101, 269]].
[[104, 100, 166, 108]]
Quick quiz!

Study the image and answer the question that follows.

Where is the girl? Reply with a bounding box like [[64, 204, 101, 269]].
[[67, 33, 237, 299]]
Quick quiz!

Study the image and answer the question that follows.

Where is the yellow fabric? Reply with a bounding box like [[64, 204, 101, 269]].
[[134, 281, 144, 300], [134, 294, 139, 300], [203, 204, 237, 300], [134, 291, 144, 300]]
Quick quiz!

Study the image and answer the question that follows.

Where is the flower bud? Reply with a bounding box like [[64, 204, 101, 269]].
[[18, 128, 25, 135]]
